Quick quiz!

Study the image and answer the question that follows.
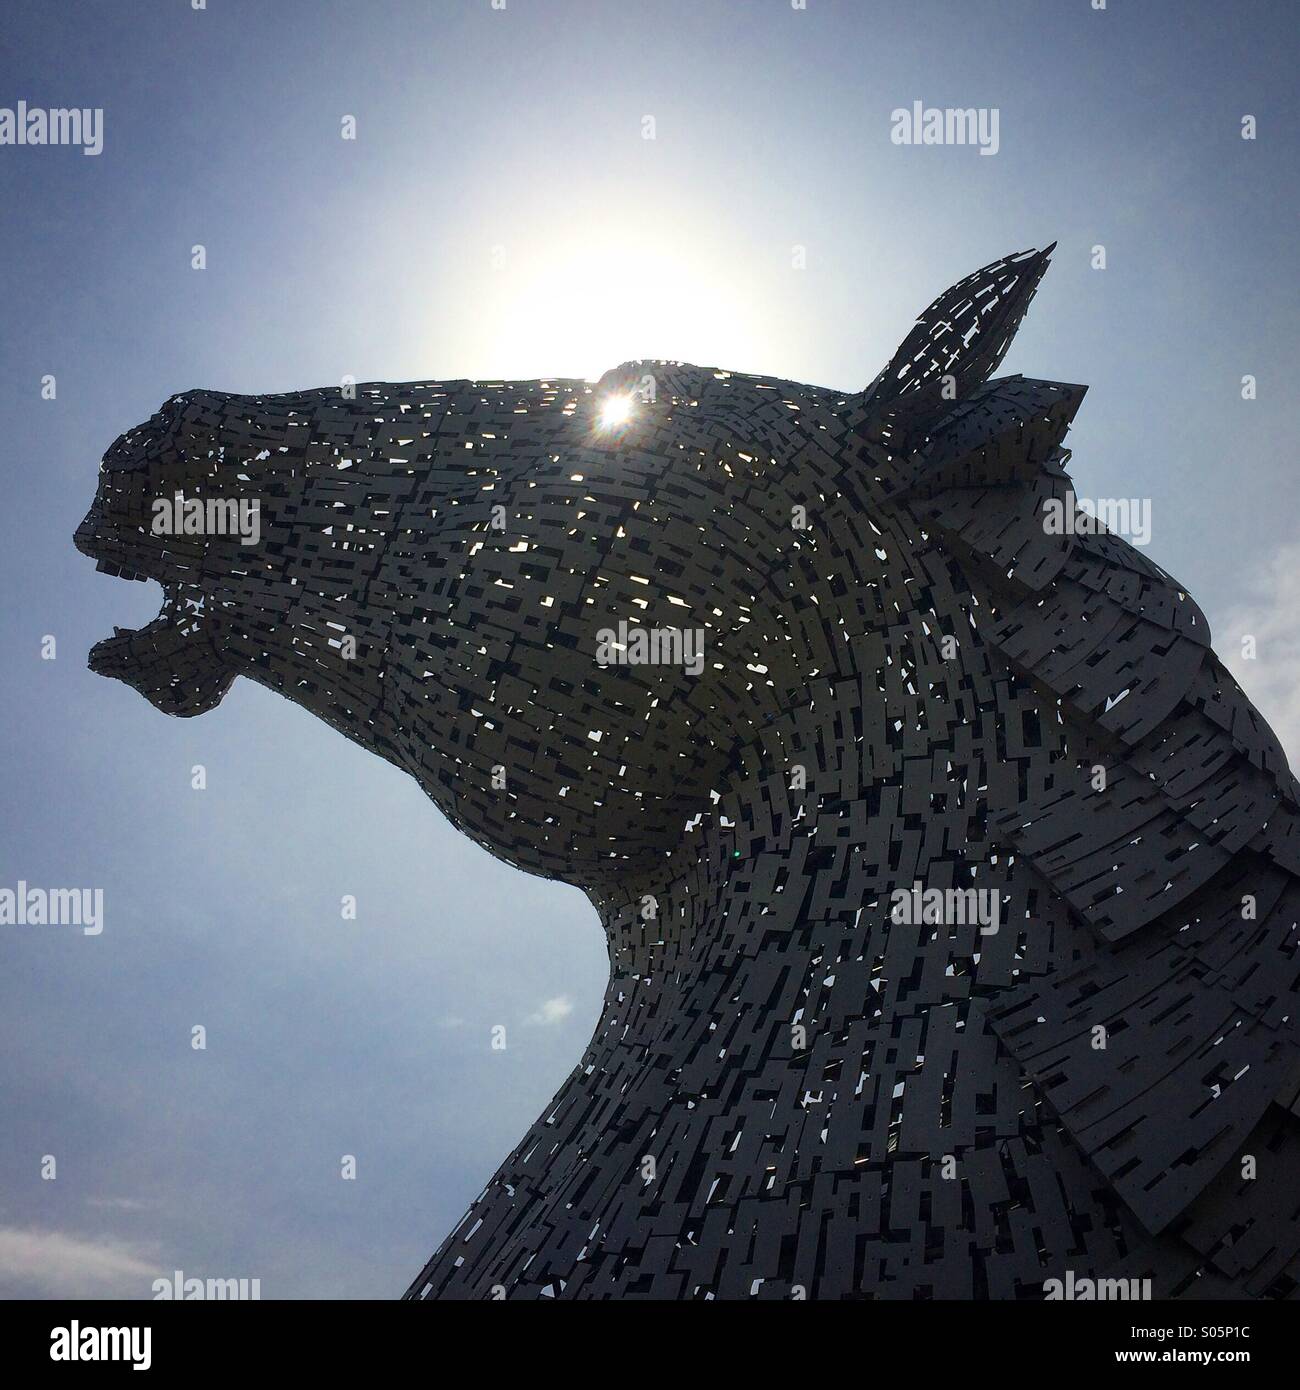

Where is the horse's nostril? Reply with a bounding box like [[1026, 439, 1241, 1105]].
[[93, 559, 145, 581]]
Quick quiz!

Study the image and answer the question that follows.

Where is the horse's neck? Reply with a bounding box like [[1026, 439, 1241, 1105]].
[[585, 733, 993, 1103], [413, 696, 1110, 1297]]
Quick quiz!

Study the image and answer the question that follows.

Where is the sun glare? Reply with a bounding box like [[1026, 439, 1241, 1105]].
[[455, 216, 766, 381], [598, 395, 633, 430]]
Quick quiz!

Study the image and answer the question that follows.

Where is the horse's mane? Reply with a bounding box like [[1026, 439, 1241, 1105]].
[[885, 323, 1300, 1271]]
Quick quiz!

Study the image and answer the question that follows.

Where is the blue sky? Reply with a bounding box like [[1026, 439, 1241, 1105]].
[[1, 0, 1296, 1297]]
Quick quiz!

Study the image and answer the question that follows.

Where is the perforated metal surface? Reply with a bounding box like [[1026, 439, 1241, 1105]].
[[79, 249, 1300, 1299]]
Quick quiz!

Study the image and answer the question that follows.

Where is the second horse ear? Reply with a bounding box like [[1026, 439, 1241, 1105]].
[[863, 245, 1055, 437]]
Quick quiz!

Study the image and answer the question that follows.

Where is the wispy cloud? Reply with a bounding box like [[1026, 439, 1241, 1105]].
[[0, 1227, 157, 1299], [1220, 542, 1300, 766], [85, 1196, 155, 1212], [525, 996, 574, 1027]]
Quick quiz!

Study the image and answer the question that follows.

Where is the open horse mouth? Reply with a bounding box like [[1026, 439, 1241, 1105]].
[[75, 509, 233, 717]]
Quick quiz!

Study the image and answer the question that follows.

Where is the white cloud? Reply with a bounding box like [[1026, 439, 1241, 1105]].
[[85, 1196, 154, 1212], [0, 1227, 158, 1299], [525, 996, 574, 1027], [1219, 542, 1300, 767]]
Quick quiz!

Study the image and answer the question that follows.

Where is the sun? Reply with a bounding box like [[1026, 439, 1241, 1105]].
[[597, 395, 633, 430]]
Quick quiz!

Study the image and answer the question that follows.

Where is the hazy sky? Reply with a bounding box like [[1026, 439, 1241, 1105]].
[[1, 0, 1296, 1297]]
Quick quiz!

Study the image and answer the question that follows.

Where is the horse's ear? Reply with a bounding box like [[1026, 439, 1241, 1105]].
[[864, 246, 1054, 433]]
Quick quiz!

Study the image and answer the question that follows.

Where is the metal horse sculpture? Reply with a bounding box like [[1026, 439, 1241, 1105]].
[[79, 249, 1300, 1299]]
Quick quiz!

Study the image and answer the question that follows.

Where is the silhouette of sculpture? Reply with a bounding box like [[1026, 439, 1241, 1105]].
[[78, 248, 1300, 1299]]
